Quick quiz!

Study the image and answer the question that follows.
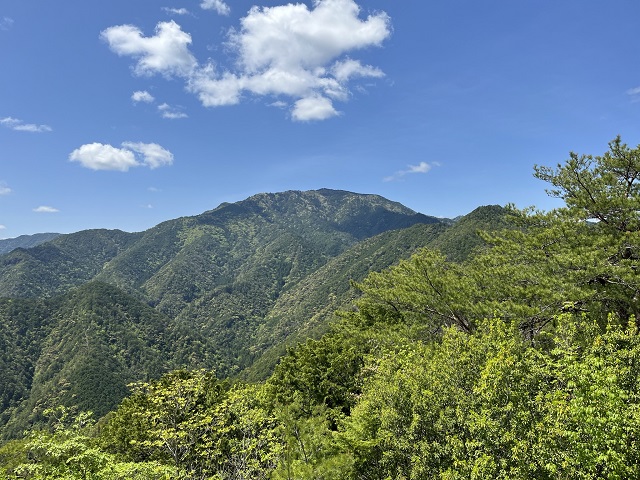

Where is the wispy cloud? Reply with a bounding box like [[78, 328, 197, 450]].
[[69, 142, 174, 171], [131, 90, 187, 118], [132, 90, 155, 103], [102, 0, 391, 121], [384, 162, 439, 182], [33, 206, 59, 213], [0, 225, 6, 231], [158, 102, 188, 119], [162, 7, 191, 16], [1, 117, 52, 133], [0, 17, 14, 31], [0, 183, 11, 196], [200, 0, 230, 15], [627, 86, 640, 102]]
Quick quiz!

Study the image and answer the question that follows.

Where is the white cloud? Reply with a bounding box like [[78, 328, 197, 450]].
[[201, 0, 230, 15], [69, 143, 139, 171], [0, 225, 5, 230], [269, 100, 288, 108], [332, 58, 384, 83], [190, 0, 391, 120], [0, 17, 14, 31], [33, 206, 59, 213], [232, 1, 390, 73], [69, 142, 173, 171], [121, 142, 174, 168], [132, 90, 155, 103], [105, 0, 391, 121], [101, 21, 197, 77], [0, 183, 11, 195], [1, 117, 52, 133], [132, 91, 188, 119], [384, 162, 436, 182], [627, 86, 640, 102], [292, 96, 339, 121], [158, 102, 188, 119], [163, 7, 191, 16]]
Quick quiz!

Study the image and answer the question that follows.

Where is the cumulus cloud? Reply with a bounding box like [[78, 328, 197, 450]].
[[1, 117, 52, 133], [384, 162, 437, 182], [132, 90, 155, 103], [104, 0, 391, 121], [121, 142, 174, 168], [69, 142, 173, 171], [158, 102, 188, 119], [190, 0, 391, 120], [292, 96, 339, 121], [101, 20, 197, 77], [201, 0, 230, 15], [33, 206, 59, 213]]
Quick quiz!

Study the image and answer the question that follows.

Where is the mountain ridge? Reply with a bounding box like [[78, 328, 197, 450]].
[[0, 188, 505, 438], [0, 233, 61, 255]]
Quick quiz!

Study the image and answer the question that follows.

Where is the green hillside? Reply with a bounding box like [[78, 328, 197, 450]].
[[0, 233, 60, 256], [1, 189, 466, 437], [0, 282, 183, 439], [0, 229, 140, 298]]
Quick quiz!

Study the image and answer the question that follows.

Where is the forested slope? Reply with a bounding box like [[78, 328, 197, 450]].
[[0, 233, 60, 256], [0, 189, 461, 437], [2, 138, 640, 479]]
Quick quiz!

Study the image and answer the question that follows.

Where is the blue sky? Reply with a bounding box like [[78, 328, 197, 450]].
[[1, 0, 640, 238]]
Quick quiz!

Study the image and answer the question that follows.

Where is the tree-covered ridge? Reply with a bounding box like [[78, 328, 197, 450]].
[[3, 138, 640, 478], [1, 189, 462, 437], [0, 233, 60, 256], [0, 229, 140, 298]]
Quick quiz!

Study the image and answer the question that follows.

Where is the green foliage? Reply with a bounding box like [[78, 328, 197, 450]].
[[0, 407, 176, 480], [266, 328, 368, 418], [341, 317, 640, 479], [101, 370, 282, 479], [272, 400, 352, 480]]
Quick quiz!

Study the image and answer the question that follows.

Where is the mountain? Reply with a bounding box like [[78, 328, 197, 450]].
[[0, 233, 60, 255], [0, 229, 140, 298], [0, 189, 505, 438], [243, 205, 507, 381]]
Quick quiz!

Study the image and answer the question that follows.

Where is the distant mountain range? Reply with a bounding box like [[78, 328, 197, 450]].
[[0, 189, 506, 438], [0, 232, 60, 255]]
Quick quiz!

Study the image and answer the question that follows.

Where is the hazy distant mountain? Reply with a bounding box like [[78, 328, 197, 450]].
[[0, 233, 60, 255], [0, 189, 505, 438]]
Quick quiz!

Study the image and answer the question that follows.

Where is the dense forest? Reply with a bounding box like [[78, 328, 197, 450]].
[[2, 137, 640, 478]]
